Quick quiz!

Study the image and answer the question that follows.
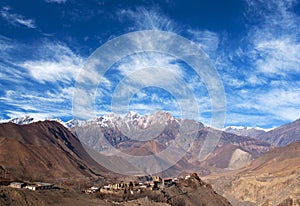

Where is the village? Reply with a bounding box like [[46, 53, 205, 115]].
[[84, 173, 197, 196], [1, 173, 214, 204], [5, 173, 197, 196]]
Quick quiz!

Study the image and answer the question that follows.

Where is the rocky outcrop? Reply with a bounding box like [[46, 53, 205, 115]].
[[205, 141, 300, 206]]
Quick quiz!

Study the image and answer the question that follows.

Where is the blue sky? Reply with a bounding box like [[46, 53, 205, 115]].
[[0, 0, 300, 128]]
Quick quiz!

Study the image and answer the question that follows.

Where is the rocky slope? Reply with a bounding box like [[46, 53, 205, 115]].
[[0, 121, 110, 181], [164, 173, 232, 206], [257, 118, 300, 146], [69, 111, 271, 176], [205, 141, 300, 206]]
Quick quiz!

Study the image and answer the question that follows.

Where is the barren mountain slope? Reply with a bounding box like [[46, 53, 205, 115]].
[[0, 121, 110, 181], [205, 141, 300, 206], [257, 118, 300, 146]]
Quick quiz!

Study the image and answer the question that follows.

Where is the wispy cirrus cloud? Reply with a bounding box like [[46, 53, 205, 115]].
[[117, 7, 177, 32], [44, 0, 67, 3], [1, 85, 75, 120], [245, 0, 300, 76], [20, 42, 83, 84], [217, 0, 300, 127], [0, 6, 36, 29], [0, 37, 83, 120], [107, 7, 221, 123], [93, 50, 211, 123], [186, 29, 220, 57], [117, 7, 221, 58]]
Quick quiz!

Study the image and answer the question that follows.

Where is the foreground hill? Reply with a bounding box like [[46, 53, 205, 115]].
[[206, 141, 300, 205], [0, 174, 232, 206], [0, 121, 110, 181], [164, 173, 232, 206], [98, 173, 232, 206], [257, 118, 300, 146]]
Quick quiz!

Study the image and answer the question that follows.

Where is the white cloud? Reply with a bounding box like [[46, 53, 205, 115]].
[[0, 37, 84, 120], [96, 51, 212, 122], [20, 42, 83, 83], [222, 74, 245, 88], [44, 0, 67, 3], [254, 37, 300, 76], [257, 87, 300, 120], [0, 7, 36, 29], [221, 0, 300, 127], [187, 29, 220, 57], [0, 35, 13, 51], [245, 0, 300, 76], [117, 7, 177, 32], [225, 82, 300, 127], [1, 86, 75, 120]]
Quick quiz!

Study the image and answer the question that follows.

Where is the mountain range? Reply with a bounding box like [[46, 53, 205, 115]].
[[8, 111, 300, 175], [256, 118, 300, 146], [0, 115, 236, 206], [65, 111, 272, 176], [2, 112, 300, 205]]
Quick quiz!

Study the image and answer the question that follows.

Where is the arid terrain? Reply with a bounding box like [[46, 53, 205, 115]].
[[205, 119, 300, 206], [71, 111, 272, 176], [0, 119, 233, 206], [1, 114, 300, 205], [0, 121, 111, 181]]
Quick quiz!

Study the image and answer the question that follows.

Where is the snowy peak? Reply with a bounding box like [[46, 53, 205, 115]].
[[124, 111, 140, 121], [9, 116, 35, 125], [6, 116, 67, 127], [224, 126, 268, 138], [65, 111, 178, 130]]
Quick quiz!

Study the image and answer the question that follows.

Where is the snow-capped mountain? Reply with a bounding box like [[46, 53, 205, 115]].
[[6, 116, 69, 128], [9, 116, 35, 125], [66, 110, 177, 129], [69, 111, 272, 175], [224, 126, 269, 138]]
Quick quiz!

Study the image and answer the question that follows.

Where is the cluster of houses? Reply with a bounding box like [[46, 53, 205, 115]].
[[85, 174, 194, 195], [7, 173, 197, 196], [8, 181, 54, 191]]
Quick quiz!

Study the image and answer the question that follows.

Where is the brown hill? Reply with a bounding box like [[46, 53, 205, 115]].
[[206, 141, 300, 206], [0, 174, 232, 206], [99, 173, 232, 206], [200, 144, 253, 170], [242, 140, 300, 174], [164, 173, 232, 206], [257, 118, 300, 146], [0, 121, 110, 181], [0, 186, 114, 206]]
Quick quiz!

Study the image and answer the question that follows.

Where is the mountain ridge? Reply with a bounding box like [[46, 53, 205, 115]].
[[0, 121, 111, 181], [257, 118, 300, 146]]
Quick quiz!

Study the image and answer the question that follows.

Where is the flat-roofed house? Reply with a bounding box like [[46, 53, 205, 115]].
[[26, 182, 54, 191], [9, 182, 25, 189]]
